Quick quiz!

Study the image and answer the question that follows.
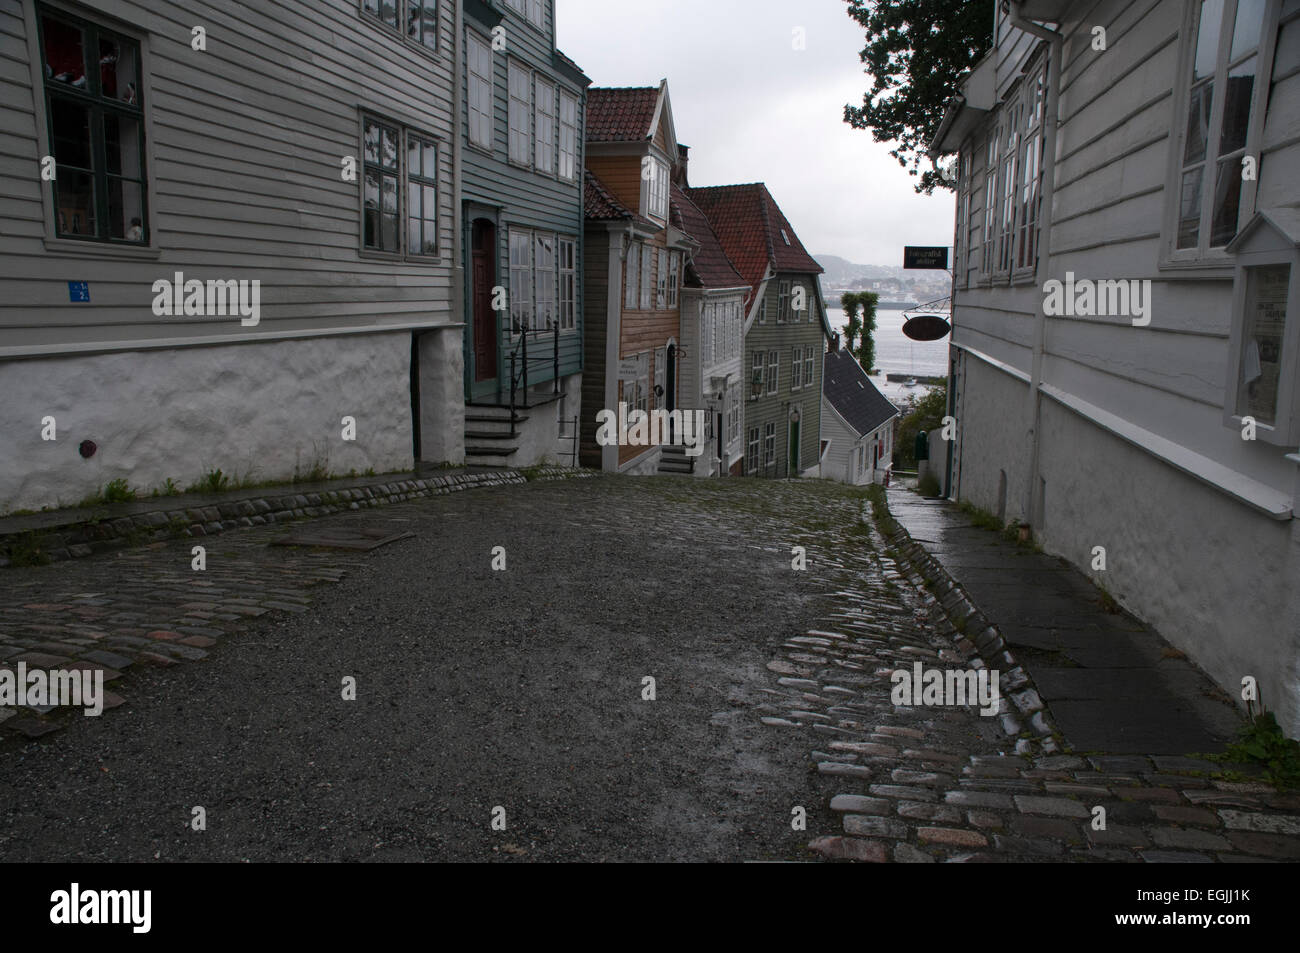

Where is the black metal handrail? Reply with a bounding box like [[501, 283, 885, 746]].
[[507, 319, 562, 427]]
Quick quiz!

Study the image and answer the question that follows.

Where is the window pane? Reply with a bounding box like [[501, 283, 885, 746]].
[[1193, 0, 1224, 82], [42, 16, 86, 89], [382, 173, 397, 215], [408, 138, 420, 178], [1219, 55, 1256, 155], [408, 211, 420, 255], [423, 143, 437, 179], [1236, 264, 1289, 423], [381, 0, 398, 27], [381, 126, 398, 169], [1210, 157, 1243, 246], [364, 122, 380, 164], [1184, 82, 1212, 164], [1230, 0, 1266, 60], [107, 177, 142, 240], [50, 97, 93, 170], [382, 212, 399, 252], [364, 169, 380, 247], [409, 0, 437, 49], [99, 36, 139, 105], [55, 169, 95, 236], [1177, 167, 1203, 248], [104, 113, 141, 177]]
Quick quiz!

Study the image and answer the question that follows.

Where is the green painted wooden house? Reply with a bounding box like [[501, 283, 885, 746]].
[[459, 0, 590, 465]]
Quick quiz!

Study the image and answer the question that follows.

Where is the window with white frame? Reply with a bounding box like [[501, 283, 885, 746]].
[[767, 349, 779, 395], [726, 384, 740, 444], [747, 427, 760, 473], [643, 158, 669, 221], [467, 33, 493, 149], [981, 131, 999, 278], [764, 422, 775, 468], [750, 350, 764, 400], [758, 292, 767, 323], [656, 248, 668, 308], [777, 280, 791, 322], [1171, 0, 1276, 257], [508, 228, 574, 333], [509, 229, 532, 331], [625, 241, 639, 308], [654, 346, 666, 409], [534, 77, 555, 174], [622, 351, 649, 416], [668, 251, 680, 308], [1015, 59, 1046, 274], [995, 95, 1021, 276], [791, 346, 802, 390], [804, 346, 814, 389], [558, 237, 576, 331], [559, 90, 578, 181], [639, 243, 653, 310], [507, 62, 530, 165], [701, 304, 713, 367]]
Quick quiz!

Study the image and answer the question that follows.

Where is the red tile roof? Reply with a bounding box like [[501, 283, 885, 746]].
[[671, 185, 746, 290], [687, 183, 823, 299], [586, 86, 660, 142], [584, 169, 632, 220]]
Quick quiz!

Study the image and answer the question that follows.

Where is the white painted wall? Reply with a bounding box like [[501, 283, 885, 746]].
[[2, 332, 416, 512], [945, 0, 1300, 733]]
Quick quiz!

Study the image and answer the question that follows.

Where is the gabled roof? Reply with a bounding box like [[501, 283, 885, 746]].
[[823, 349, 899, 438], [587, 86, 660, 142], [687, 183, 823, 296], [671, 184, 746, 290]]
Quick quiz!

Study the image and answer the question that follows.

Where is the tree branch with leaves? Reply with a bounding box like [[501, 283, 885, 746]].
[[843, 0, 993, 194]]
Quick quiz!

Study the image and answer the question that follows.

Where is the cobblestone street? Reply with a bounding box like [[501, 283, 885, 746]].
[[1, 474, 1297, 862]]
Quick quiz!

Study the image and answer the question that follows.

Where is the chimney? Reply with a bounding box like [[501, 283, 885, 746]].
[[674, 143, 690, 187]]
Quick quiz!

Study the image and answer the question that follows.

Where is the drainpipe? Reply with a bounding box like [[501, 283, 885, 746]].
[[1007, 0, 1062, 530]]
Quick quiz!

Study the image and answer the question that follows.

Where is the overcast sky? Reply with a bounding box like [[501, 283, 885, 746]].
[[556, 0, 955, 267]]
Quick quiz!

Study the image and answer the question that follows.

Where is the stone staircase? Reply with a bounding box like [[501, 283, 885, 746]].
[[657, 444, 695, 475], [463, 404, 524, 468]]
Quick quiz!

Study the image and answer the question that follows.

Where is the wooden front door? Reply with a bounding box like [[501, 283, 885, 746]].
[[471, 219, 497, 385]]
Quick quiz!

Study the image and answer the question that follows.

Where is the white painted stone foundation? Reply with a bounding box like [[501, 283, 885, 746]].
[[956, 357, 1300, 737], [1, 331, 431, 513]]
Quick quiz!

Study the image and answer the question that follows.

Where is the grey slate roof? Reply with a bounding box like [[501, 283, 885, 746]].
[[823, 349, 899, 437]]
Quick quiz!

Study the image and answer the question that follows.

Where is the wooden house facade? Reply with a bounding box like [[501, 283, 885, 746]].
[[579, 81, 695, 473], [930, 0, 1300, 733], [0, 0, 461, 511], [459, 0, 589, 466]]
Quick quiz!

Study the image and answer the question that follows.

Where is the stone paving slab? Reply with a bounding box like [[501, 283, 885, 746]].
[[885, 488, 1242, 753]]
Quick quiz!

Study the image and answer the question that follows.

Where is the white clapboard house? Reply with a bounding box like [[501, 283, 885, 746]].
[[1, 0, 463, 512], [929, 0, 1300, 733], [820, 346, 899, 486]]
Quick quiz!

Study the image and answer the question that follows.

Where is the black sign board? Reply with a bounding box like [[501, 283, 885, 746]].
[[903, 246, 949, 270]]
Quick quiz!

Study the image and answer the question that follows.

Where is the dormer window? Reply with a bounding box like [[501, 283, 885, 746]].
[[642, 158, 668, 221]]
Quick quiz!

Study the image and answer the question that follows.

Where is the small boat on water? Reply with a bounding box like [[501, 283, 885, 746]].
[[904, 378, 918, 388]]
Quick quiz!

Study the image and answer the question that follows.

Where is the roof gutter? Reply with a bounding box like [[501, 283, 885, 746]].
[[1005, 0, 1063, 531]]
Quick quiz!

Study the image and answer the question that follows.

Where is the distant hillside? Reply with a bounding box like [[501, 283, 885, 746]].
[[814, 253, 950, 302]]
